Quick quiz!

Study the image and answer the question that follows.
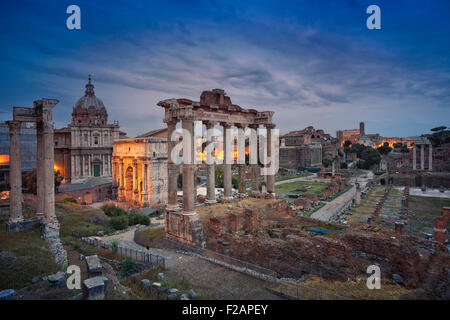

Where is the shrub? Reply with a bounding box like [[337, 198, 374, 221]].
[[63, 197, 77, 204], [110, 215, 129, 230], [111, 240, 119, 254], [101, 204, 127, 217], [120, 258, 138, 277], [128, 212, 150, 226]]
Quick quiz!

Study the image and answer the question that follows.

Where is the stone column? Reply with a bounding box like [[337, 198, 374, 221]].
[[205, 121, 216, 203], [237, 124, 247, 198], [428, 144, 432, 171], [146, 159, 151, 207], [249, 124, 259, 196], [355, 183, 361, 205], [119, 159, 125, 201], [182, 119, 195, 214], [412, 145, 416, 170], [70, 154, 75, 183], [36, 121, 45, 218], [141, 159, 148, 206], [420, 144, 424, 170], [265, 124, 275, 196], [166, 120, 179, 211], [221, 122, 233, 201], [7, 121, 23, 222], [41, 100, 57, 226], [133, 159, 139, 206]]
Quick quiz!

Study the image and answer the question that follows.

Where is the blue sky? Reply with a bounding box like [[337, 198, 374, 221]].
[[0, 0, 449, 138]]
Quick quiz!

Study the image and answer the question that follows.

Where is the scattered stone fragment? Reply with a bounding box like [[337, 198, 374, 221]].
[[180, 293, 190, 300], [48, 271, 66, 287], [168, 288, 179, 295], [157, 272, 164, 280], [0, 289, 15, 300], [188, 289, 196, 298], [167, 293, 178, 300], [86, 255, 102, 276], [392, 274, 404, 285], [82, 276, 108, 300], [141, 279, 151, 288], [32, 276, 40, 284], [69, 292, 83, 300]]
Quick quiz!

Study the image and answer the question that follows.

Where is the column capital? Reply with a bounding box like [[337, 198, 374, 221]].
[[265, 123, 276, 129], [248, 124, 259, 129], [6, 120, 21, 130], [204, 121, 217, 129], [235, 123, 246, 129], [164, 118, 178, 126], [220, 122, 231, 129]]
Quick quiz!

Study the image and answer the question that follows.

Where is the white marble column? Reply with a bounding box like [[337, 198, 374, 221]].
[[413, 145, 416, 170], [182, 119, 195, 214], [166, 120, 179, 211]]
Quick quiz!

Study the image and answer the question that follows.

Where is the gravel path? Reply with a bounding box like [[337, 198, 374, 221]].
[[311, 170, 374, 221]]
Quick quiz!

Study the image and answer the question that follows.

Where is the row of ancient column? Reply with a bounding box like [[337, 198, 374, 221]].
[[166, 120, 275, 215], [412, 144, 432, 171], [7, 104, 57, 226], [112, 158, 150, 206]]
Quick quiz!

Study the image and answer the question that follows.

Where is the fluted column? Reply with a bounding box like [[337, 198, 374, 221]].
[[249, 124, 259, 196], [420, 144, 424, 170], [221, 122, 232, 201], [265, 124, 275, 196], [237, 124, 247, 198], [182, 119, 195, 214], [166, 120, 179, 211], [428, 144, 432, 171], [205, 121, 216, 203], [412, 145, 416, 170], [7, 121, 23, 222]]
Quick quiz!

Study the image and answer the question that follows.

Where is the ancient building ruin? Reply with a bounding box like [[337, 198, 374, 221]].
[[6, 99, 67, 266], [157, 89, 276, 246], [412, 137, 433, 171]]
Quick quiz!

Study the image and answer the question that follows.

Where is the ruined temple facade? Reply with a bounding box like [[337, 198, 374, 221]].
[[158, 89, 275, 246], [112, 130, 168, 208], [280, 126, 339, 169], [54, 77, 125, 183]]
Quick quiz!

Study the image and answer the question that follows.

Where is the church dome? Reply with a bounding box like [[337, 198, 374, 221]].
[[74, 76, 106, 110], [72, 76, 108, 125]]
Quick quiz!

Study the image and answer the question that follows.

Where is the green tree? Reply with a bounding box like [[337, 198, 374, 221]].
[[23, 169, 64, 194], [322, 158, 332, 168], [215, 166, 224, 187]]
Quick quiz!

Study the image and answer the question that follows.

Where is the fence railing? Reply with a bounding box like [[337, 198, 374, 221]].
[[163, 237, 278, 279], [81, 236, 165, 269]]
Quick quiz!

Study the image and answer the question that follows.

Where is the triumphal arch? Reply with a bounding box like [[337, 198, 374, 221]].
[[157, 89, 276, 246]]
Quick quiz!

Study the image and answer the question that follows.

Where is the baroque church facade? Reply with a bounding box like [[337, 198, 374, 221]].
[[54, 77, 125, 183]]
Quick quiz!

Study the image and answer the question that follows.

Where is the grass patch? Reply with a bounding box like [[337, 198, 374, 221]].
[[408, 195, 450, 235], [0, 227, 60, 290], [275, 181, 327, 195], [134, 227, 165, 247]]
